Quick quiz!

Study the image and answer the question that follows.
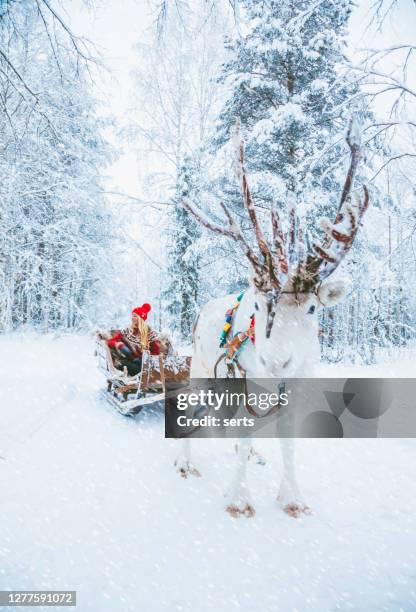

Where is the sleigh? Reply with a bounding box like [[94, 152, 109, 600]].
[[95, 334, 191, 417]]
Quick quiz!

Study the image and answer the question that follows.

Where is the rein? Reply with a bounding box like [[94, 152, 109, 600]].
[[213, 353, 283, 419]]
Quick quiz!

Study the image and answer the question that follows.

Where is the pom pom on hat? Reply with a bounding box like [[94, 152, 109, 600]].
[[132, 303, 151, 320]]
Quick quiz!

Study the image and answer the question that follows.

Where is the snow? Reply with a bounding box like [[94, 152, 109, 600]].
[[310, 78, 328, 92], [1, 333, 416, 611], [348, 116, 362, 148], [251, 104, 308, 146], [272, 103, 307, 128], [251, 118, 275, 145], [270, 39, 288, 54]]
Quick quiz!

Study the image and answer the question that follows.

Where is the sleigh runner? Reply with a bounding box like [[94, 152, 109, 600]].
[[96, 334, 191, 416]]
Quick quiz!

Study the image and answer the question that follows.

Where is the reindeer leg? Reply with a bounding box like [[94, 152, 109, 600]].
[[174, 439, 201, 478], [234, 443, 266, 465], [277, 410, 310, 518], [250, 445, 267, 466], [226, 438, 255, 517]]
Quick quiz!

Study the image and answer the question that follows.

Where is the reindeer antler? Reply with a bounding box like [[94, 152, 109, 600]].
[[233, 119, 288, 291], [182, 197, 262, 274], [300, 117, 369, 285], [233, 119, 270, 260], [271, 205, 289, 279], [183, 119, 292, 338], [183, 119, 289, 299], [183, 117, 368, 339], [311, 186, 369, 280]]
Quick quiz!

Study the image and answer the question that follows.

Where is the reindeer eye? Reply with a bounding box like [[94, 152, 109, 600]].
[[307, 305, 316, 315]]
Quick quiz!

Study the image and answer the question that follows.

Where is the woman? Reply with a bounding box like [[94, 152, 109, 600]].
[[107, 303, 160, 376]]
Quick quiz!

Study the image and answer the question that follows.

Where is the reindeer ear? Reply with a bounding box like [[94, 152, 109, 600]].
[[318, 279, 351, 307]]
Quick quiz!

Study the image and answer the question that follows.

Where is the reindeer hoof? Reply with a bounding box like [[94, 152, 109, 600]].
[[226, 503, 255, 518], [252, 451, 266, 466], [182, 466, 201, 479], [281, 501, 311, 518], [175, 461, 201, 479]]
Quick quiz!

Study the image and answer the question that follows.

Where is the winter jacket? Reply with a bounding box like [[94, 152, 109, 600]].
[[107, 327, 160, 358]]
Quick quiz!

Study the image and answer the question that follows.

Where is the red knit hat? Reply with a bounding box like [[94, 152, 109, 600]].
[[132, 303, 151, 321]]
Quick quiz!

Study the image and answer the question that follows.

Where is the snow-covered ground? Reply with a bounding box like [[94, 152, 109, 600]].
[[0, 334, 415, 612]]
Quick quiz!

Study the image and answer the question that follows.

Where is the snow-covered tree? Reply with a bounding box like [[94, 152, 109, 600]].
[[162, 157, 202, 338], [128, 0, 229, 331], [212, 0, 360, 228], [0, 2, 114, 332]]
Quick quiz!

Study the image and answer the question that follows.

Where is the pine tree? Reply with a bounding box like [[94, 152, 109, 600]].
[[163, 157, 201, 339], [212, 0, 358, 225], [203, 0, 388, 364]]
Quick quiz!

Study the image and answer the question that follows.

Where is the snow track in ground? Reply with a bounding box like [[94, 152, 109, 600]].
[[0, 334, 415, 611]]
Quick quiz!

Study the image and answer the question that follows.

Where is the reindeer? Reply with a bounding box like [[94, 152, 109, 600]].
[[175, 119, 369, 518]]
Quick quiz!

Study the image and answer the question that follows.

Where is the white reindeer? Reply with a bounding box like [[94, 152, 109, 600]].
[[175, 119, 369, 518]]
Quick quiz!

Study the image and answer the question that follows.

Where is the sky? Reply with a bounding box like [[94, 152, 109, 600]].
[[68, 0, 154, 196]]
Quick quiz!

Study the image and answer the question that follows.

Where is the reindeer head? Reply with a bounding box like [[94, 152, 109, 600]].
[[184, 118, 369, 368]]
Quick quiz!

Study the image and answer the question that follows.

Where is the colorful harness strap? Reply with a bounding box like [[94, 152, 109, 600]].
[[219, 292, 255, 364], [219, 291, 245, 348]]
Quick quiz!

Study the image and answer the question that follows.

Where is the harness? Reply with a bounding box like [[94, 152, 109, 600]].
[[219, 291, 245, 347], [213, 291, 292, 418], [215, 291, 255, 378], [212, 288, 318, 414]]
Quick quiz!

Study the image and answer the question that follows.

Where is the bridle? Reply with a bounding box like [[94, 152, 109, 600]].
[[216, 283, 323, 377], [255, 284, 321, 314]]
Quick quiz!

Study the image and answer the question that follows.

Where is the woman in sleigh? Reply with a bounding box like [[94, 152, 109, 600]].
[[96, 303, 190, 415], [100, 303, 161, 377]]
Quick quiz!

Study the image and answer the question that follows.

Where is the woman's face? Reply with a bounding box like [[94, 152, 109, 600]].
[[131, 313, 140, 328]]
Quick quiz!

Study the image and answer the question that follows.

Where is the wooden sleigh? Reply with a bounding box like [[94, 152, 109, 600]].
[[95, 335, 191, 417]]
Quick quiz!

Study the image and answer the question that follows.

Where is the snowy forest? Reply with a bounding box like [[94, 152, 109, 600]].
[[2, 3, 416, 610], [1, 0, 415, 366]]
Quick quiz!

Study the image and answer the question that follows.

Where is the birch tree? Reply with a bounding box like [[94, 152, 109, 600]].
[[0, 1, 114, 331], [129, 0, 229, 338]]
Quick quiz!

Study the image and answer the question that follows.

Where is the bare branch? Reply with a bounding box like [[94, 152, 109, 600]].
[[39, 0, 98, 64], [349, 63, 416, 100], [0, 49, 39, 100], [368, 153, 416, 182]]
